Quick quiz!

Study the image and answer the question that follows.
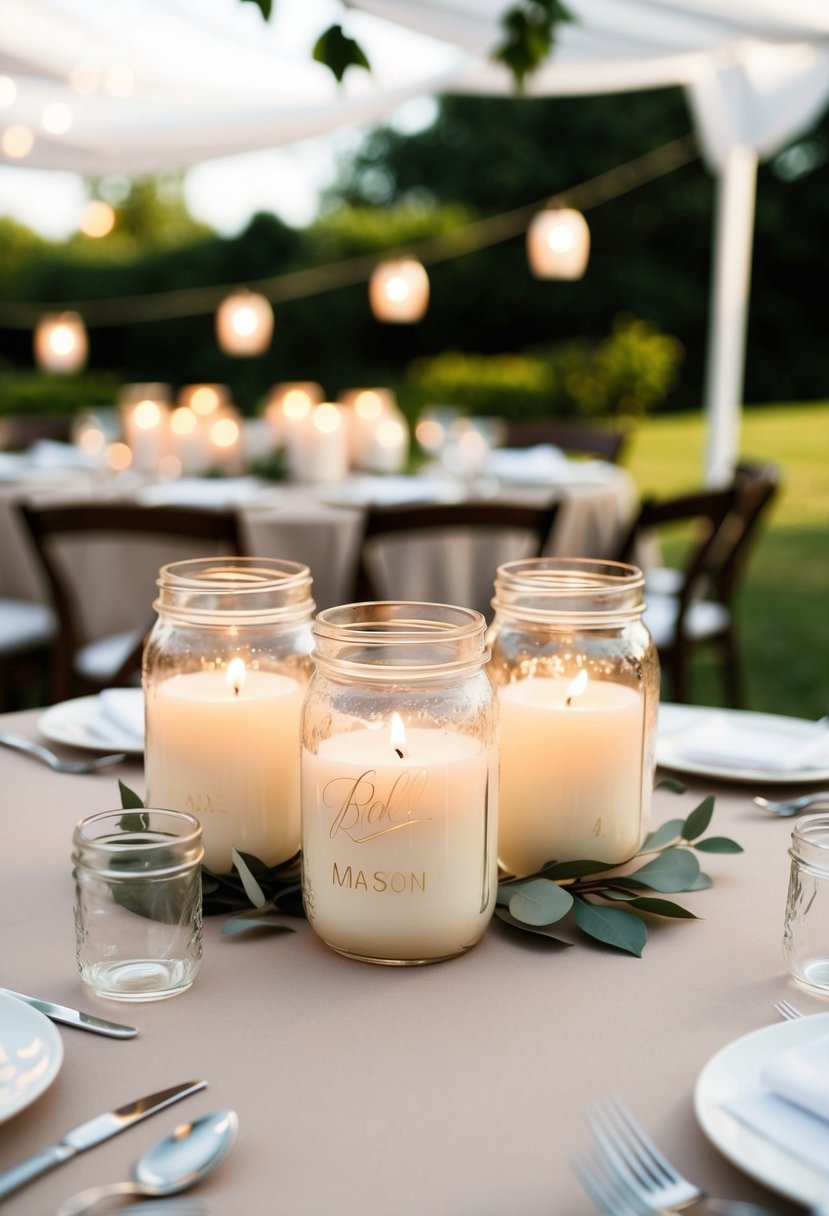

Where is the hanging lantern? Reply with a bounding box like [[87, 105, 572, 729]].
[[369, 259, 429, 323], [527, 208, 590, 280], [216, 290, 274, 355], [34, 311, 88, 373]]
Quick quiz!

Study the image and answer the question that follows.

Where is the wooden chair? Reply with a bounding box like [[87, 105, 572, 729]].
[[18, 501, 243, 703], [352, 500, 560, 611], [0, 598, 57, 711], [616, 462, 780, 705], [615, 485, 736, 704], [503, 421, 629, 464]]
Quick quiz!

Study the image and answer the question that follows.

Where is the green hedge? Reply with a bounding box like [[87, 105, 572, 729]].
[[0, 367, 121, 417], [403, 315, 683, 421]]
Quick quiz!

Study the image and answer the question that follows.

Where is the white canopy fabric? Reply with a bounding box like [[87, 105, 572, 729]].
[[2, 0, 829, 481]]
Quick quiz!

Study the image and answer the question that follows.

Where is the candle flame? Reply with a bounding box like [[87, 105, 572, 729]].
[[227, 657, 246, 696], [566, 669, 588, 706], [390, 712, 408, 759]]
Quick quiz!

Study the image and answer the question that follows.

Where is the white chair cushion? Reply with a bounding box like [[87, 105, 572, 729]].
[[644, 594, 731, 648], [75, 628, 145, 683], [0, 599, 57, 655]]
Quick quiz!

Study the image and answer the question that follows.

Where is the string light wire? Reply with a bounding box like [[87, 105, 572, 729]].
[[0, 134, 698, 330]]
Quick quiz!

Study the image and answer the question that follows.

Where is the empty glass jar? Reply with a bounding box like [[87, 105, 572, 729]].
[[144, 557, 314, 873], [783, 813, 829, 994], [487, 558, 659, 876], [301, 601, 498, 965]]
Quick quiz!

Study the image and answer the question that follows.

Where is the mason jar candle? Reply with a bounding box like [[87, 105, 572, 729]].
[[144, 557, 314, 873], [488, 558, 659, 876], [301, 602, 498, 965]]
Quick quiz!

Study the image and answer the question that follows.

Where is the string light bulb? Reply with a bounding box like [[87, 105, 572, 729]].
[[216, 290, 274, 355], [527, 207, 590, 280], [34, 311, 88, 373], [369, 258, 430, 323]]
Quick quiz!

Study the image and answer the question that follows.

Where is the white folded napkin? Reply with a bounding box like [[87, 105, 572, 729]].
[[669, 713, 829, 773], [486, 445, 568, 483], [138, 477, 268, 507], [721, 1030, 829, 1178], [90, 689, 145, 747]]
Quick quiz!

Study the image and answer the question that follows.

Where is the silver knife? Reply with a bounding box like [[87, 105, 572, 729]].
[[0, 988, 138, 1039], [0, 1079, 206, 1199]]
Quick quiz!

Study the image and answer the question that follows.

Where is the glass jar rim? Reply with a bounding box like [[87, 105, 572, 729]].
[[73, 808, 204, 878], [790, 812, 829, 875], [492, 557, 645, 628], [312, 600, 489, 681], [154, 556, 314, 626]]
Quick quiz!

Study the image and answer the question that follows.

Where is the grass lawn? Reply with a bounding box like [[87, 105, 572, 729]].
[[625, 400, 829, 717]]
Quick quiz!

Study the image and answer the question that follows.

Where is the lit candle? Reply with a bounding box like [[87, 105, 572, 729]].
[[302, 713, 493, 961], [121, 396, 170, 473], [497, 671, 646, 875], [292, 402, 347, 483], [145, 659, 305, 872], [207, 408, 244, 474]]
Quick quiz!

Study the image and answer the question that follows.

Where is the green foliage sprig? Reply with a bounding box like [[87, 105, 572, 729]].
[[496, 784, 742, 956], [242, 0, 572, 89], [118, 781, 741, 955]]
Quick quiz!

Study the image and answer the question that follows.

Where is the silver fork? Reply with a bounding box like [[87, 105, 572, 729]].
[[754, 792, 829, 818], [585, 1095, 784, 1215], [117, 1206, 207, 1216], [775, 998, 804, 1020], [0, 731, 126, 774]]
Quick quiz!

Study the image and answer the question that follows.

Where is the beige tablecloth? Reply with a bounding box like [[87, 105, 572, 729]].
[[0, 707, 819, 1215], [0, 465, 636, 640]]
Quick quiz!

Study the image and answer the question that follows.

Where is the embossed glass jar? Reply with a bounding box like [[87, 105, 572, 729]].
[[301, 601, 498, 965], [144, 557, 314, 874], [783, 814, 829, 994], [487, 558, 659, 876]]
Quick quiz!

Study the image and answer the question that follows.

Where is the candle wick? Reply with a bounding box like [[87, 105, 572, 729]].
[[566, 695, 573, 708], [233, 684, 241, 697], [395, 747, 405, 759]]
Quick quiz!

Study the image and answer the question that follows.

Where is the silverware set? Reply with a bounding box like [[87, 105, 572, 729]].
[[754, 792, 829, 818], [0, 730, 126, 774]]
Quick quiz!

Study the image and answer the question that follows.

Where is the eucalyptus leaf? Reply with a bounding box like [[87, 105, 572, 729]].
[[231, 847, 267, 909], [573, 899, 647, 957], [622, 847, 701, 893], [507, 878, 573, 926], [693, 836, 744, 854], [494, 907, 573, 946], [118, 780, 145, 810], [655, 778, 688, 794], [538, 857, 620, 880], [682, 795, 715, 841], [624, 896, 698, 919], [639, 818, 684, 852], [686, 872, 713, 890], [241, 0, 272, 17]]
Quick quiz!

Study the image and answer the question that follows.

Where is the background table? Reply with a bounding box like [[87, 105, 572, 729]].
[[0, 707, 818, 1216], [0, 463, 636, 639]]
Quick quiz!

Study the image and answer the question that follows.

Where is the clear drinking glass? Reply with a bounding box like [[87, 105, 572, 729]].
[[487, 557, 659, 876], [783, 813, 829, 994], [73, 808, 203, 1001], [301, 601, 498, 966]]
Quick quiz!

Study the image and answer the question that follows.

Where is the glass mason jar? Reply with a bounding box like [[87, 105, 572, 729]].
[[301, 602, 498, 966], [144, 557, 314, 874], [73, 808, 203, 1001], [487, 558, 659, 876], [783, 814, 829, 995]]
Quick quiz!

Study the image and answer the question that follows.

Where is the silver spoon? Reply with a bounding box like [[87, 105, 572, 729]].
[[0, 730, 126, 774], [56, 1108, 238, 1216], [754, 791, 829, 817]]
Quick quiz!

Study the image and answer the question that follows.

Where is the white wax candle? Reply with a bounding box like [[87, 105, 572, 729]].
[[497, 676, 646, 875], [293, 403, 347, 483], [145, 667, 304, 872], [301, 722, 496, 961]]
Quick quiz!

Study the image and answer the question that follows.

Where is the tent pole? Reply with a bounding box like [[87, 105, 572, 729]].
[[703, 143, 758, 486]]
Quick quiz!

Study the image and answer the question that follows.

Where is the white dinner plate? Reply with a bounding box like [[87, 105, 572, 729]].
[[694, 1013, 829, 1206], [0, 992, 64, 1123], [656, 704, 829, 785], [39, 693, 145, 755]]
